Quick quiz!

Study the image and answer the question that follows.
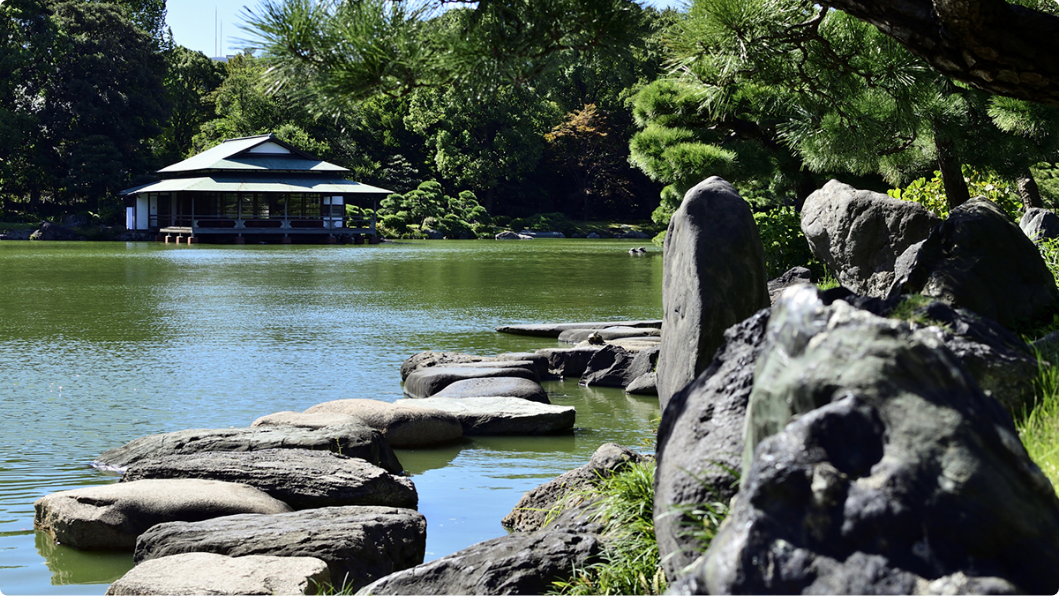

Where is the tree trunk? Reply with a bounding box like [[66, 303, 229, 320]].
[[1017, 169, 1044, 210], [934, 133, 969, 211]]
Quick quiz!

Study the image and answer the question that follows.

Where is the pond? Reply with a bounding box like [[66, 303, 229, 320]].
[[0, 239, 663, 595]]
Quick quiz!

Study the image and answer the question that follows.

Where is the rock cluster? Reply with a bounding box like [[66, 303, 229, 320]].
[[656, 286, 1059, 594]]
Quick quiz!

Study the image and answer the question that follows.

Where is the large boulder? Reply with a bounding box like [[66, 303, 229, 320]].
[[105, 552, 329, 596], [403, 366, 538, 399], [502, 443, 647, 533], [299, 399, 463, 447], [1020, 207, 1059, 242], [653, 308, 770, 580], [135, 506, 426, 593], [428, 376, 550, 404], [681, 286, 1059, 594], [579, 344, 657, 389], [396, 397, 574, 435], [657, 177, 770, 412], [356, 529, 601, 595], [34, 479, 292, 551], [92, 424, 402, 474], [893, 197, 1059, 330], [535, 346, 607, 378], [119, 449, 418, 510], [801, 179, 940, 298]]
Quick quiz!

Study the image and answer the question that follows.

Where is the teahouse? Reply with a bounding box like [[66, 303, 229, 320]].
[[121, 134, 391, 244]]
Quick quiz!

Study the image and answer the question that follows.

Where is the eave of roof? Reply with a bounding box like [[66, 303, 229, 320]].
[[158, 134, 349, 174], [120, 176, 393, 195]]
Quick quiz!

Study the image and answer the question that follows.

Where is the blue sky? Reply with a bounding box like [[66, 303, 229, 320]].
[[166, 0, 687, 58]]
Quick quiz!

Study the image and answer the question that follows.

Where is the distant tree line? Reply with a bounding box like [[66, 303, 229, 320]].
[[0, 0, 674, 224]]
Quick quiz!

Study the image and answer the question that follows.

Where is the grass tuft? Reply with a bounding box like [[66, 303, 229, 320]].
[[1017, 356, 1059, 490], [548, 461, 667, 595]]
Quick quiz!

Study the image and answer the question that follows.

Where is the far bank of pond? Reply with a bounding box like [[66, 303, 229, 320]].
[[0, 239, 662, 595]]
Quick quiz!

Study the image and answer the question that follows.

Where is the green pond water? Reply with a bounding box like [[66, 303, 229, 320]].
[[0, 239, 662, 595]]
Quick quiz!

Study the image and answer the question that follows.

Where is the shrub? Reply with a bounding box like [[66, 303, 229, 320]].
[[887, 167, 1023, 220], [1016, 356, 1059, 492], [753, 207, 824, 279]]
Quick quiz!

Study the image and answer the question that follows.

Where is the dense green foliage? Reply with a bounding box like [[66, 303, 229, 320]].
[[753, 207, 822, 279], [375, 181, 490, 239], [887, 167, 1025, 220], [629, 0, 1059, 223]]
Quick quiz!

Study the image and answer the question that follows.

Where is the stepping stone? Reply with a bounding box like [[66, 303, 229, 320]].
[[93, 424, 402, 474], [121, 449, 417, 510], [535, 346, 607, 378], [495, 320, 662, 338], [105, 552, 329, 595], [135, 506, 426, 594], [396, 397, 574, 435], [430, 377, 550, 404], [288, 398, 464, 447], [34, 479, 292, 550], [403, 366, 538, 399]]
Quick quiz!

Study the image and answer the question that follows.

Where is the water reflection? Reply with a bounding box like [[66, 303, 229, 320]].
[[35, 533, 132, 586]]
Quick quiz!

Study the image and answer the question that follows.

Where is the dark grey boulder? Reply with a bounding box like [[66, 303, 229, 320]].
[[448, 360, 540, 380], [357, 529, 601, 595], [624, 372, 657, 395], [1020, 207, 1059, 242], [120, 449, 418, 510], [105, 552, 330, 595], [496, 352, 557, 380], [427, 376, 550, 404], [657, 177, 770, 412], [502, 443, 646, 533], [495, 320, 661, 338], [400, 351, 495, 381], [766, 266, 813, 304], [495, 230, 521, 240], [34, 479, 292, 551], [535, 345, 607, 379], [93, 424, 402, 474], [579, 344, 657, 388], [654, 308, 770, 580], [892, 197, 1059, 330], [135, 506, 426, 593], [912, 301, 1040, 414], [801, 179, 940, 298], [403, 366, 538, 399], [397, 397, 575, 435], [684, 286, 1059, 595]]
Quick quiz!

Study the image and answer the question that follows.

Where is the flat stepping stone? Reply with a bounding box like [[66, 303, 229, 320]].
[[120, 449, 417, 510], [403, 366, 538, 399], [34, 479, 292, 551], [268, 398, 464, 447], [93, 424, 402, 474], [105, 552, 329, 595], [396, 397, 575, 435], [495, 320, 662, 338], [135, 505, 426, 594], [401, 351, 497, 381], [429, 377, 550, 404], [558, 326, 662, 343]]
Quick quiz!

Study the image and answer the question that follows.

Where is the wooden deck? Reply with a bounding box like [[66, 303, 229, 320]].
[[158, 216, 376, 244]]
